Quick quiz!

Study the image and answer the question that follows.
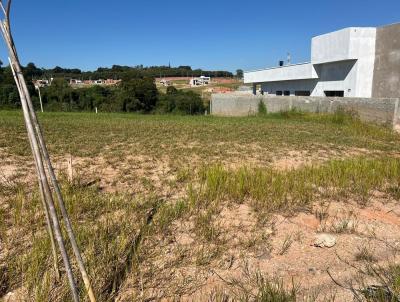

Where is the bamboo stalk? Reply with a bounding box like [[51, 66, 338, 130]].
[[1, 2, 96, 301], [6, 54, 80, 302], [9, 59, 60, 280], [25, 75, 97, 302], [7, 54, 80, 302], [7, 28, 97, 302], [37, 86, 43, 113], [0, 2, 80, 300], [37, 180, 61, 280]]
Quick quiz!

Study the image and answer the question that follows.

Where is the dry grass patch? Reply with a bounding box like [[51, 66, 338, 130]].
[[1, 111, 400, 301]]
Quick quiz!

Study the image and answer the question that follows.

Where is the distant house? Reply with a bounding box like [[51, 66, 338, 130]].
[[190, 76, 211, 87], [75, 79, 121, 86], [105, 79, 122, 85], [159, 79, 171, 87], [93, 79, 105, 85], [70, 79, 83, 85], [33, 78, 52, 88]]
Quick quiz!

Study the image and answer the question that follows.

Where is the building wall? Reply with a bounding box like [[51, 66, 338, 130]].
[[211, 93, 400, 128], [244, 63, 317, 84], [312, 60, 358, 97], [260, 79, 318, 95], [311, 28, 354, 64], [350, 28, 377, 97], [311, 27, 376, 97], [260, 60, 358, 97], [372, 23, 400, 98]]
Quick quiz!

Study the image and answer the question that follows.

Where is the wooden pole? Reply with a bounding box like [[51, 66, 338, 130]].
[[37, 86, 43, 113], [67, 154, 73, 182]]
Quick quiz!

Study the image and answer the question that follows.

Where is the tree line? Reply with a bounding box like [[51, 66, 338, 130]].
[[0, 62, 206, 115], [18, 62, 233, 81]]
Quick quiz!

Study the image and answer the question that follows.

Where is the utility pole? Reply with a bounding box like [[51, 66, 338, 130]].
[[36, 85, 43, 113]]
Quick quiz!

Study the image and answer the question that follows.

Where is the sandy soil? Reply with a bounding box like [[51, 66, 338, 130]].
[[115, 198, 400, 301], [0, 146, 380, 196], [1, 147, 400, 301]]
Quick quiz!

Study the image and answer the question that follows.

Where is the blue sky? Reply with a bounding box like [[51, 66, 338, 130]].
[[0, 0, 399, 72]]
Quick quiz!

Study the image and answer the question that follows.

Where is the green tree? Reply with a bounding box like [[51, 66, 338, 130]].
[[156, 89, 204, 115], [118, 78, 158, 112], [24, 62, 43, 79], [166, 86, 178, 95]]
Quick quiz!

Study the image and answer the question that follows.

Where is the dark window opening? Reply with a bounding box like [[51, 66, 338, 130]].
[[324, 91, 344, 97], [276, 91, 283, 96], [295, 91, 311, 96], [284, 91, 290, 96]]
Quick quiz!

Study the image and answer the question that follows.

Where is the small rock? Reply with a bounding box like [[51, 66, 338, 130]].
[[361, 285, 395, 301], [265, 228, 274, 235], [2, 288, 26, 302], [308, 267, 317, 274], [3, 292, 17, 302], [220, 254, 235, 269], [313, 233, 336, 248], [256, 251, 272, 260]]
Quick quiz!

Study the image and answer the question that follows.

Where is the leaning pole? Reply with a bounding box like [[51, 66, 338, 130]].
[[0, 1, 96, 301]]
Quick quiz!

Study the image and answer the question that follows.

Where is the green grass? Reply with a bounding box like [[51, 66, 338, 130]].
[[1, 110, 400, 300], [3, 156, 400, 300], [190, 157, 400, 216], [210, 271, 298, 302], [0, 110, 398, 162], [2, 177, 160, 301]]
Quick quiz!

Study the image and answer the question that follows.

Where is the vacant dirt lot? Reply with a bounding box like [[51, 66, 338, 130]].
[[1, 111, 400, 301]]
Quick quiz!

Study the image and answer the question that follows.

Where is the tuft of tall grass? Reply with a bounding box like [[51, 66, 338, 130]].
[[330, 106, 358, 125], [278, 108, 305, 120], [356, 263, 400, 302], [192, 157, 400, 215], [213, 270, 298, 302], [3, 178, 161, 301], [257, 100, 267, 116], [251, 276, 297, 302]]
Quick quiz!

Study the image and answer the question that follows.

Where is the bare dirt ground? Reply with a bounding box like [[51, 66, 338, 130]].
[[113, 198, 400, 301], [0, 146, 381, 196], [3, 149, 400, 301]]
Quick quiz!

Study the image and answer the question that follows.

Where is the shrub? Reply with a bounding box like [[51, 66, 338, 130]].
[[258, 100, 267, 116], [156, 89, 205, 115], [331, 106, 359, 124], [39, 78, 158, 113], [278, 108, 305, 119]]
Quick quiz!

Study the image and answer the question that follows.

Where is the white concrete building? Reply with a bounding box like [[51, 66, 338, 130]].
[[190, 76, 211, 87], [70, 79, 83, 85], [93, 79, 105, 85], [244, 23, 400, 98], [33, 78, 53, 88], [159, 78, 172, 87]]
